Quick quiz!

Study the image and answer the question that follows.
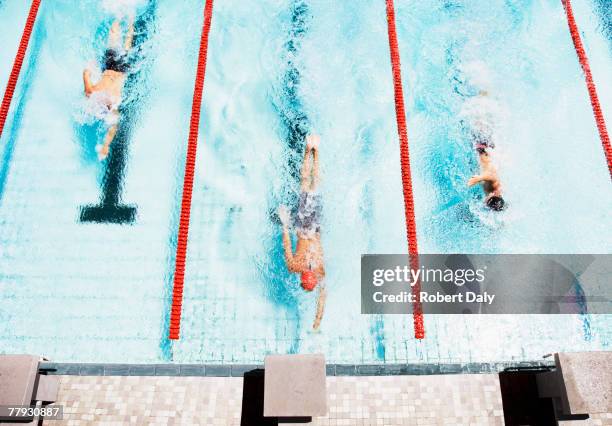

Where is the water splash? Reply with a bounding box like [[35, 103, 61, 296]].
[[101, 0, 147, 17], [460, 59, 494, 93]]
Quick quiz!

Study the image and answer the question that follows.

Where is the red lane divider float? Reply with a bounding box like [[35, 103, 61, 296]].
[[169, 0, 214, 340], [0, 0, 42, 139], [385, 0, 425, 339], [562, 0, 612, 179]]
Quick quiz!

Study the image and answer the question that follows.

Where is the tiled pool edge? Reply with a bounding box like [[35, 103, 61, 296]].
[[39, 361, 554, 377]]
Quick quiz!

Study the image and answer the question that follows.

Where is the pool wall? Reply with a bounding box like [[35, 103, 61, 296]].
[[39, 360, 554, 376]]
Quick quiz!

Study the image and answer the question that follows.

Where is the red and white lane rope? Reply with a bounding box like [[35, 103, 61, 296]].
[[385, 0, 425, 339], [562, 0, 612, 179], [0, 0, 42, 139], [169, 0, 214, 340]]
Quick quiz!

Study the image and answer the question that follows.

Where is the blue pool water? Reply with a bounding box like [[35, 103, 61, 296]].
[[0, 0, 610, 363]]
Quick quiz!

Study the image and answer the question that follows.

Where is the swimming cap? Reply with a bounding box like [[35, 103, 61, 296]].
[[301, 271, 318, 291]]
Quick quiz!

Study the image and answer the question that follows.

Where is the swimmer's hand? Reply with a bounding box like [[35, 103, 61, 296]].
[[306, 134, 320, 151], [83, 69, 91, 85], [278, 205, 290, 228], [83, 68, 94, 96], [467, 175, 483, 187], [313, 287, 326, 331]]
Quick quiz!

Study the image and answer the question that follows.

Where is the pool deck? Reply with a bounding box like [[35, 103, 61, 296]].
[[55, 373, 504, 425], [50, 373, 612, 425]]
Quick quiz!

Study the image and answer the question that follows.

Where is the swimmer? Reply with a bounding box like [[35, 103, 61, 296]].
[[462, 90, 506, 211], [278, 134, 327, 330], [83, 16, 134, 160]]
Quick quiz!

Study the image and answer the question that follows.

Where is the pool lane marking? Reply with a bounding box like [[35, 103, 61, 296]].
[[562, 0, 612, 179], [385, 0, 425, 339], [0, 0, 42, 140], [169, 0, 214, 340]]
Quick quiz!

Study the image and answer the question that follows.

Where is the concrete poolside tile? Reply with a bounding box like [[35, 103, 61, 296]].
[[79, 364, 104, 375], [357, 365, 386, 375], [462, 363, 490, 374], [52, 364, 82, 376], [155, 364, 181, 376], [411, 364, 443, 375], [335, 365, 357, 375], [129, 365, 156, 376], [103, 364, 130, 376], [205, 365, 231, 376], [390, 365, 418, 377], [230, 364, 260, 376]]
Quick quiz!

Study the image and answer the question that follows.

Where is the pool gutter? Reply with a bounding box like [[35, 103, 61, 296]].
[[39, 361, 554, 377]]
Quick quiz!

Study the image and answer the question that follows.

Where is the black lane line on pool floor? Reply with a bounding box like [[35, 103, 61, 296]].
[[264, 0, 313, 355], [39, 361, 554, 377]]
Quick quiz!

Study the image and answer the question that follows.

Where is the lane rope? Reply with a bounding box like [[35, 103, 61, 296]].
[[0, 0, 42, 139], [169, 0, 214, 340], [385, 0, 425, 339], [562, 0, 612, 179]]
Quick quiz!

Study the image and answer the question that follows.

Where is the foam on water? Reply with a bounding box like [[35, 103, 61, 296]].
[[101, 0, 147, 17], [460, 60, 495, 93]]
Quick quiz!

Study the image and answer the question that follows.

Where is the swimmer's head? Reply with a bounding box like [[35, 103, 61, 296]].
[[103, 49, 130, 73], [485, 195, 506, 211], [301, 271, 318, 291]]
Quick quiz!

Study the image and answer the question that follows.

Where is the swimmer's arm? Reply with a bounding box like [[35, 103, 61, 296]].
[[467, 175, 483, 187], [103, 124, 118, 147], [282, 226, 298, 272], [467, 173, 495, 187], [83, 70, 94, 96], [313, 286, 327, 330], [316, 264, 326, 280], [125, 17, 135, 50]]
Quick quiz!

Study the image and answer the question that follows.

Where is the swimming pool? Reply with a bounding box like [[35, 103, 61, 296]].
[[0, 0, 610, 364]]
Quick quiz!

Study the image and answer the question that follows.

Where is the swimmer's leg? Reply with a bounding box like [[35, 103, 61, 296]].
[[300, 146, 313, 192], [97, 124, 118, 161], [310, 146, 319, 192]]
